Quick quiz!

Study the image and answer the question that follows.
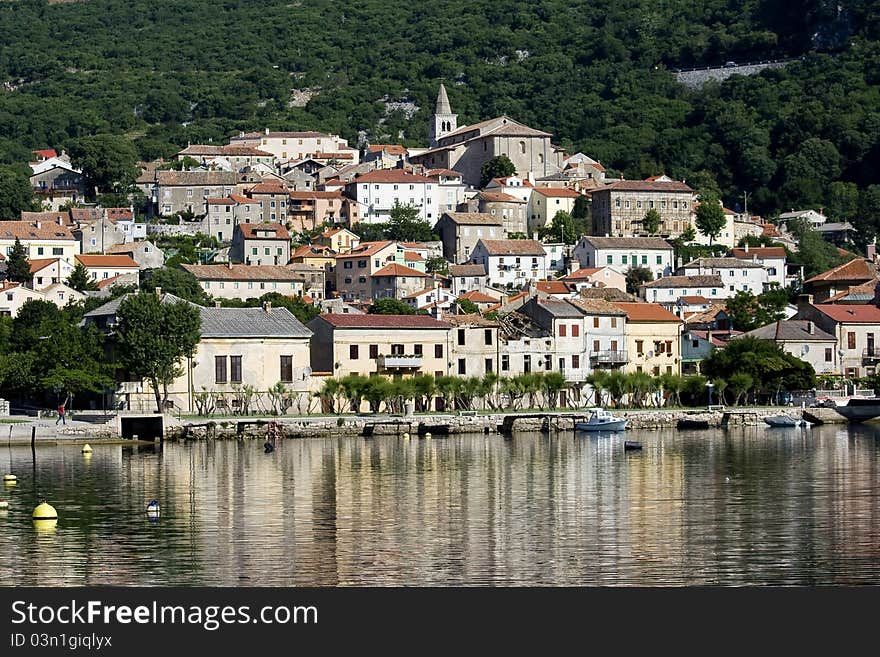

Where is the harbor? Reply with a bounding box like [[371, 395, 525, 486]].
[[1, 424, 878, 586]]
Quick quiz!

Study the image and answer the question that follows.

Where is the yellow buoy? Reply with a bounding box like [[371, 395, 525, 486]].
[[3, 474, 16, 485], [424, 432, 432, 439], [81, 443, 93, 454], [33, 502, 58, 520], [402, 432, 410, 439]]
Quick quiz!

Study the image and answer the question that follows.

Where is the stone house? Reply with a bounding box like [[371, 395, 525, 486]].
[[591, 178, 696, 238], [230, 223, 291, 266]]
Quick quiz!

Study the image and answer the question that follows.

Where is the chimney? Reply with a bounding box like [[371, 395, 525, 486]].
[[214, 300, 222, 308], [264, 301, 272, 313], [154, 286, 162, 298], [868, 243, 877, 262], [35, 220, 41, 230], [744, 243, 749, 253], [265, 127, 270, 135], [797, 294, 813, 311], [227, 260, 233, 269], [807, 321, 814, 335]]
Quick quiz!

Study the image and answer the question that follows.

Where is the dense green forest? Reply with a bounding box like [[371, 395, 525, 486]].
[[1, 1, 879, 237]]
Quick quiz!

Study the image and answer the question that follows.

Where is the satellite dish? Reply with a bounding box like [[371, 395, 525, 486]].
[[303, 366, 313, 377], [647, 351, 654, 358]]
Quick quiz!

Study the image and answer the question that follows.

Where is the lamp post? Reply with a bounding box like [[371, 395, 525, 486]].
[[707, 381, 715, 407]]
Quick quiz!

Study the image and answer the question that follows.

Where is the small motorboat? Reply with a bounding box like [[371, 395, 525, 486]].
[[575, 408, 628, 432], [764, 415, 806, 428]]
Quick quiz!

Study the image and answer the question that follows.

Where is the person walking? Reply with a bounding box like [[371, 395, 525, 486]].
[[56, 402, 66, 425]]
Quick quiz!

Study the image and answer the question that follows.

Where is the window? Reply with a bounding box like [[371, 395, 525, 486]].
[[485, 358, 493, 373], [501, 354, 509, 371], [523, 355, 531, 373], [230, 356, 242, 383], [641, 255, 648, 265], [611, 340, 618, 351], [215, 356, 227, 384], [252, 247, 258, 256], [484, 329, 493, 345], [692, 340, 699, 348], [593, 317, 600, 328], [607, 255, 613, 264], [358, 260, 367, 268], [656, 255, 662, 264], [458, 329, 466, 346], [350, 345, 359, 360], [622, 255, 628, 265], [414, 344, 423, 356], [848, 332, 856, 349], [544, 355, 552, 370], [435, 344, 443, 358], [636, 340, 644, 355], [369, 344, 378, 359], [344, 261, 352, 269], [610, 318, 617, 328], [458, 359, 466, 375], [825, 348, 833, 362], [572, 325, 579, 337], [391, 344, 404, 356], [559, 324, 567, 337], [665, 340, 673, 354], [53, 248, 63, 256]]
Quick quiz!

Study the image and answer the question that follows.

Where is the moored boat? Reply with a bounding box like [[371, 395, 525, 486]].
[[825, 397, 880, 422], [764, 415, 805, 427], [575, 408, 628, 432]]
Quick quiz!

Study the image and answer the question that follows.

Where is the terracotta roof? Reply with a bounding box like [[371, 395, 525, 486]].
[[441, 212, 502, 226], [372, 263, 428, 278], [449, 264, 487, 277], [731, 247, 786, 259], [234, 131, 335, 140], [348, 170, 434, 184], [248, 182, 289, 195], [536, 281, 572, 295], [236, 223, 290, 240], [21, 211, 70, 225], [181, 264, 317, 280], [459, 290, 499, 303], [804, 258, 878, 284], [679, 296, 711, 304], [683, 303, 728, 325], [96, 275, 123, 290], [812, 304, 880, 323], [596, 180, 694, 193], [336, 241, 395, 259], [155, 171, 238, 186], [824, 280, 879, 303], [577, 287, 636, 302], [427, 168, 461, 177], [476, 239, 545, 256], [688, 329, 744, 347], [403, 251, 424, 262], [476, 191, 526, 204], [580, 236, 673, 250], [32, 149, 57, 159], [440, 116, 551, 141], [28, 258, 60, 273], [491, 176, 533, 187], [207, 197, 236, 206], [532, 187, 581, 198], [563, 267, 604, 280], [612, 302, 682, 322], [367, 144, 407, 155], [443, 313, 499, 327], [682, 257, 765, 269], [314, 313, 450, 329], [0, 221, 76, 241], [399, 242, 427, 249], [291, 244, 334, 259], [75, 254, 139, 268], [643, 275, 723, 288], [320, 227, 353, 237]]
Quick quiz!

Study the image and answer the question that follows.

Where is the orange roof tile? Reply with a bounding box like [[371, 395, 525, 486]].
[[372, 263, 429, 278], [28, 258, 60, 273], [459, 290, 497, 303], [813, 304, 880, 323], [536, 281, 572, 295], [804, 258, 877, 284], [731, 247, 786, 259], [75, 254, 139, 268], [612, 302, 682, 322], [236, 223, 291, 240], [532, 187, 581, 198]]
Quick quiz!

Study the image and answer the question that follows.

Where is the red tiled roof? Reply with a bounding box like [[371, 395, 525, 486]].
[[679, 296, 711, 304], [291, 244, 334, 259], [477, 239, 545, 256], [813, 304, 880, 323], [248, 182, 289, 195], [75, 254, 139, 268], [96, 275, 122, 290], [476, 191, 526, 204], [28, 258, 60, 273], [532, 187, 581, 198], [427, 168, 461, 177], [459, 290, 497, 303], [598, 180, 694, 193], [367, 144, 407, 155], [731, 247, 786, 259], [613, 302, 682, 322], [236, 223, 291, 240], [372, 263, 428, 278], [403, 251, 424, 262], [207, 198, 236, 205], [804, 258, 877, 284], [336, 241, 395, 259], [289, 191, 342, 200], [315, 152, 355, 160], [536, 281, 572, 295], [563, 267, 604, 280], [348, 170, 434, 184], [316, 313, 450, 328], [32, 149, 57, 159], [0, 221, 76, 241], [180, 144, 273, 157], [491, 176, 533, 187]]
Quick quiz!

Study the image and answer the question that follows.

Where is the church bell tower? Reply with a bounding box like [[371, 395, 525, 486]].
[[429, 83, 457, 148]]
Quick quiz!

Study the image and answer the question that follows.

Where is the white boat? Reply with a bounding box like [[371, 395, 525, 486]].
[[576, 408, 628, 432], [764, 415, 806, 427]]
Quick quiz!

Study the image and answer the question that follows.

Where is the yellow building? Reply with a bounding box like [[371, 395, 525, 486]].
[[613, 302, 683, 375]]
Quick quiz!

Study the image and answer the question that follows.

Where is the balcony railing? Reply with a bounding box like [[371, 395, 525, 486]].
[[863, 347, 880, 361], [378, 355, 423, 369], [589, 350, 628, 364]]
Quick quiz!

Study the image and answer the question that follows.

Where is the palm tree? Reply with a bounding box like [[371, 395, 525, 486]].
[[542, 372, 567, 409], [585, 370, 609, 407], [728, 373, 753, 406], [317, 378, 342, 414], [606, 370, 630, 407], [411, 374, 436, 412], [659, 373, 684, 407]]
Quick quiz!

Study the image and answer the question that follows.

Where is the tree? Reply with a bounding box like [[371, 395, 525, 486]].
[[702, 336, 815, 399], [425, 256, 449, 275], [572, 194, 590, 220], [67, 134, 139, 197], [5, 238, 32, 286], [453, 298, 479, 314], [368, 298, 416, 315], [479, 155, 516, 188], [787, 219, 849, 279], [641, 208, 661, 234], [66, 262, 99, 292], [115, 293, 202, 412], [725, 290, 788, 332], [539, 210, 576, 244], [140, 267, 211, 305], [695, 193, 726, 244], [681, 224, 697, 242], [0, 165, 38, 217], [625, 266, 653, 295], [386, 202, 435, 242]]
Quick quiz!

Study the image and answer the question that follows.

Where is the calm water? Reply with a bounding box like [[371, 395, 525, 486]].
[[0, 425, 878, 586]]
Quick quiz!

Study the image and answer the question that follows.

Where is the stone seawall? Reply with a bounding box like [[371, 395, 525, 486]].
[[167, 407, 809, 440]]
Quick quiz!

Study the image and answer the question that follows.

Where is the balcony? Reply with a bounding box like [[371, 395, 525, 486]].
[[863, 347, 880, 362], [589, 350, 628, 364], [378, 354, 423, 369]]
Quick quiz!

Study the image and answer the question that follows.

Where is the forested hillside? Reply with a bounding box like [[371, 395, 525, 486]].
[[1, 0, 879, 236]]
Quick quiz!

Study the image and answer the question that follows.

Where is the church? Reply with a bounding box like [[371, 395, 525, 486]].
[[410, 84, 565, 187]]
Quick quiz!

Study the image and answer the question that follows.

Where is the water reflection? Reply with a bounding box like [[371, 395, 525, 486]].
[[0, 425, 877, 586]]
